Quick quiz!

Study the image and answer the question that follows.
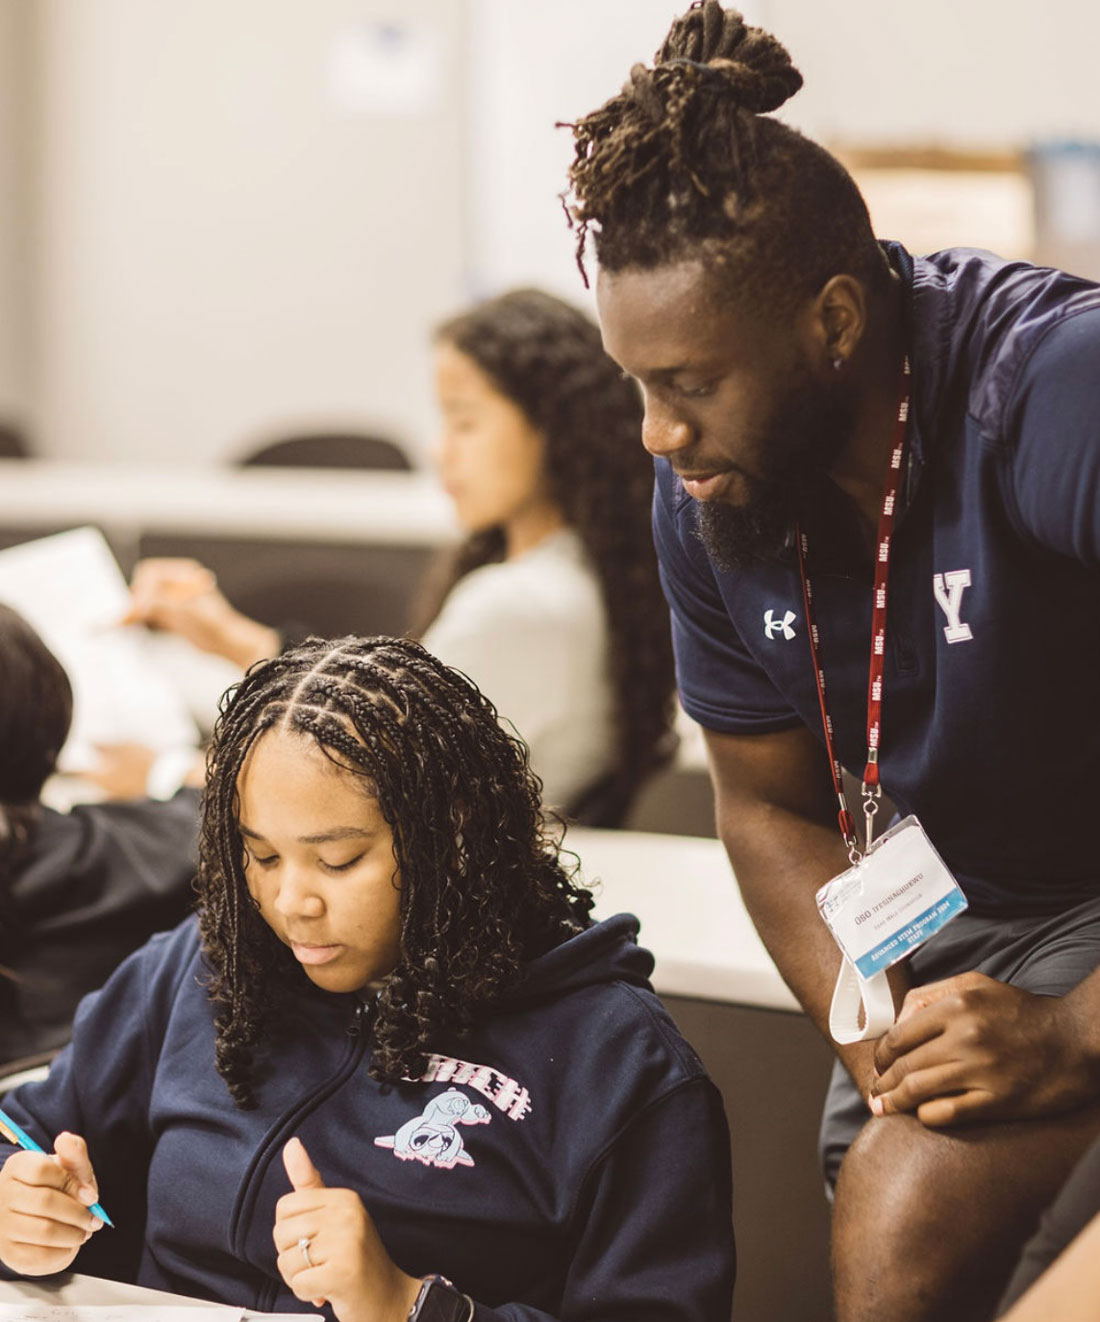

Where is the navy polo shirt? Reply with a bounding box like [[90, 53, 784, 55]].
[[656, 244, 1100, 916]]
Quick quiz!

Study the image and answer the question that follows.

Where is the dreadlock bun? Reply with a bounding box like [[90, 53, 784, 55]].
[[655, 3, 802, 115], [563, 0, 886, 312]]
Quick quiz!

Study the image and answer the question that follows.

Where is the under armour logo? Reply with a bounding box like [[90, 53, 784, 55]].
[[932, 569, 973, 643], [764, 609, 797, 641]]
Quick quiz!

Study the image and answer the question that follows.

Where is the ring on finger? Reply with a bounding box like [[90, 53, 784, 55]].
[[298, 1235, 314, 1269]]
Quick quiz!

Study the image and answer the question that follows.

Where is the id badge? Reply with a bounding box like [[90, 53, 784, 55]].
[[816, 815, 968, 1043]]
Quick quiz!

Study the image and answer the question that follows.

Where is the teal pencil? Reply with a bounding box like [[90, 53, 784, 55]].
[[0, 1105, 114, 1227]]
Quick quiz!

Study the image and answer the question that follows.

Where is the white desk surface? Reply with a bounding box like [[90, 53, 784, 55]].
[[569, 827, 799, 1013], [0, 1271, 318, 1317], [0, 460, 459, 547]]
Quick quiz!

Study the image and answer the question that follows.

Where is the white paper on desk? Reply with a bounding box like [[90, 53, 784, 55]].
[[241, 1314, 321, 1320], [0, 527, 199, 770], [0, 1307, 320, 1320], [141, 629, 243, 735], [0, 1307, 242, 1320]]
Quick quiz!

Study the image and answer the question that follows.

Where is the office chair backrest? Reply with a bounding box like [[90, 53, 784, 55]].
[[237, 432, 413, 472], [0, 423, 30, 460]]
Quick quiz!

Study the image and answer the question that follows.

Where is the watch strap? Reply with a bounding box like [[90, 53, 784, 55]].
[[408, 1275, 474, 1322]]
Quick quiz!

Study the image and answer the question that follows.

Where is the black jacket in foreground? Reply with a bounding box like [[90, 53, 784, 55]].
[[0, 788, 199, 1066]]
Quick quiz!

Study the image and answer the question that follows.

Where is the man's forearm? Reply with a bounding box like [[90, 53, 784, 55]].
[[719, 799, 907, 1090]]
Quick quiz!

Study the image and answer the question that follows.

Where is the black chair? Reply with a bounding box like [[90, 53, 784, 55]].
[[566, 772, 636, 830], [0, 422, 31, 460], [236, 432, 413, 472], [207, 432, 420, 638], [137, 533, 437, 643]]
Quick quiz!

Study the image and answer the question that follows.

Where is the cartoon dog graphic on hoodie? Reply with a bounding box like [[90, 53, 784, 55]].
[[375, 1088, 492, 1169]]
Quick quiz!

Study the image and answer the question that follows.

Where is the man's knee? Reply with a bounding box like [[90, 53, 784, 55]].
[[833, 1115, 1013, 1273], [832, 1116, 1003, 1322], [831, 1110, 1096, 1322], [835, 1114, 944, 1244]]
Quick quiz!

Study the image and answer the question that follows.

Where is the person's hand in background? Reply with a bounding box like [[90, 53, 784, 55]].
[[81, 742, 207, 800], [85, 742, 157, 799], [125, 558, 279, 670]]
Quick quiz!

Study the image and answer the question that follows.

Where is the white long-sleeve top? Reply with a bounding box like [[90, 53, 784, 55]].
[[422, 528, 614, 811]]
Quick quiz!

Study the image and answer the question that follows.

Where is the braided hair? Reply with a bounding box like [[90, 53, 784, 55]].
[[418, 288, 676, 824], [197, 634, 594, 1108], [562, 1, 889, 309]]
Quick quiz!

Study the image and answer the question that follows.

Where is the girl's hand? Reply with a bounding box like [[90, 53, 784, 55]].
[[0, 1132, 105, 1275], [125, 558, 278, 670], [273, 1137, 421, 1322]]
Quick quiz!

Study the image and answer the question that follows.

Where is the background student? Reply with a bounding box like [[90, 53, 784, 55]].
[[0, 636, 733, 1321], [122, 290, 675, 822], [0, 602, 198, 1071]]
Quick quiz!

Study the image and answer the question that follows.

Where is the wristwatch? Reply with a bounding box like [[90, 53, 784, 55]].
[[407, 1274, 474, 1322]]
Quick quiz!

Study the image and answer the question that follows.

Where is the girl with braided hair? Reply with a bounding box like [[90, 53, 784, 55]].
[[122, 290, 675, 825], [0, 635, 733, 1321]]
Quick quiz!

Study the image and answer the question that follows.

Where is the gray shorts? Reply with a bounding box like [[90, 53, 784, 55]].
[[819, 894, 1100, 1191]]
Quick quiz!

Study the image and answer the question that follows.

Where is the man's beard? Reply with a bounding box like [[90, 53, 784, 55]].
[[694, 373, 855, 572], [695, 479, 799, 573]]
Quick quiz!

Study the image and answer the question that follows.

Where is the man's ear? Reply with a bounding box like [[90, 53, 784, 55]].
[[806, 274, 867, 371]]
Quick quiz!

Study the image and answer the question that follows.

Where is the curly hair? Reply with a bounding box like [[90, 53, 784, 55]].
[[416, 288, 676, 825], [561, 1, 890, 310], [196, 634, 594, 1108]]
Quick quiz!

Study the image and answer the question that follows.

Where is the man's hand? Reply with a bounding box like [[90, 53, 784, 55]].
[[869, 972, 1100, 1127], [273, 1137, 420, 1322], [0, 1132, 105, 1275]]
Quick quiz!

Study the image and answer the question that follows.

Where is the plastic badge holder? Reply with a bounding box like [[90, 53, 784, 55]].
[[816, 814, 968, 1042]]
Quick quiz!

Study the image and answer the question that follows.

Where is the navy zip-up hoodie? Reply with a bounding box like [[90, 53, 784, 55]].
[[0, 914, 734, 1320]]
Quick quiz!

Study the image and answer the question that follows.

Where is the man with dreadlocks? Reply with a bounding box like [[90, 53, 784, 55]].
[[0, 636, 733, 1321], [564, 4, 1100, 1321]]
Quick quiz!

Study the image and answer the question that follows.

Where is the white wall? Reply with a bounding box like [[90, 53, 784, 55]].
[[771, 0, 1100, 147], [0, 0, 32, 431], [29, 0, 465, 464], [467, 0, 1100, 298], [3, 1, 1100, 463]]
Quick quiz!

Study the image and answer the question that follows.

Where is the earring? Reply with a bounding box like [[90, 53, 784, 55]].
[[831, 356, 845, 372]]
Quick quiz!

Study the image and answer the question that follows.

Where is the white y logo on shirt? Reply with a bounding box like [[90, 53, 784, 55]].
[[764, 609, 797, 641], [932, 570, 973, 643]]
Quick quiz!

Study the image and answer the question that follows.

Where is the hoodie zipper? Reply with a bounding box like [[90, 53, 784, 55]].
[[233, 998, 372, 1312]]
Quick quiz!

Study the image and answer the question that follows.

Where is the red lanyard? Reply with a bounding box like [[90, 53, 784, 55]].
[[797, 357, 911, 861]]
